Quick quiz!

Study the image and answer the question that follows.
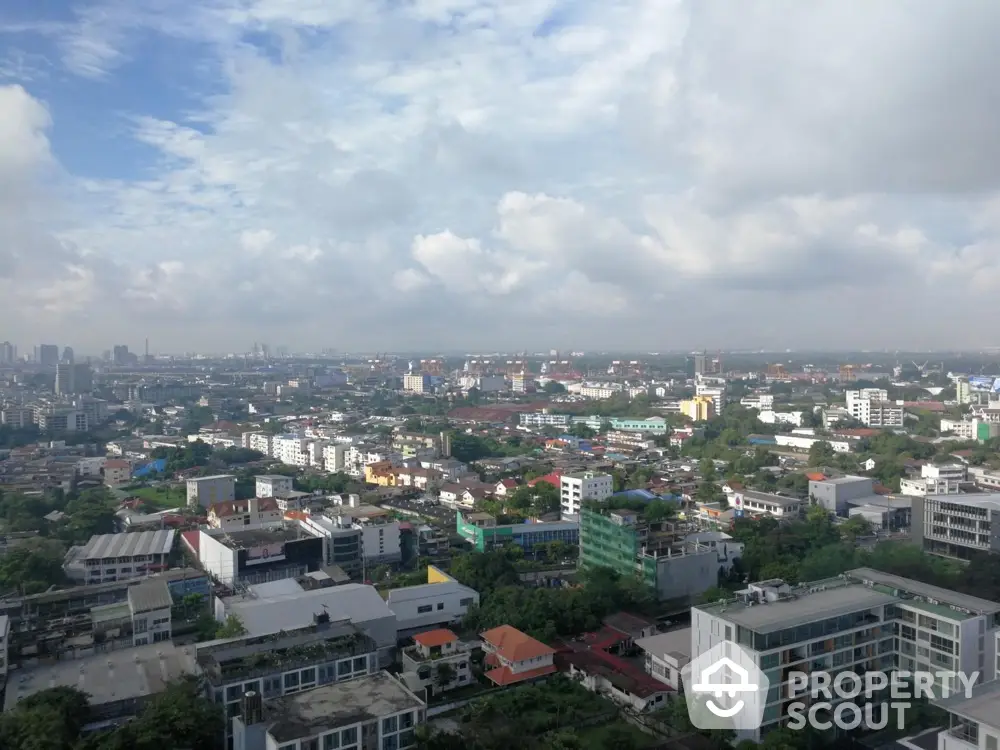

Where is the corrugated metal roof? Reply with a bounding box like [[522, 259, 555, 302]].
[[79, 529, 176, 560], [127, 578, 173, 613]]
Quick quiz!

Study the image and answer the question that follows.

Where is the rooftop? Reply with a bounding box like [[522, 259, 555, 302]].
[[223, 583, 394, 636], [128, 578, 173, 614], [848, 568, 1000, 615], [481, 624, 555, 661], [635, 628, 692, 662], [697, 579, 898, 633], [3, 642, 199, 711], [265, 672, 425, 742], [935, 676, 1000, 726], [70, 529, 176, 561], [188, 474, 235, 482], [216, 525, 317, 548], [412, 629, 458, 649]]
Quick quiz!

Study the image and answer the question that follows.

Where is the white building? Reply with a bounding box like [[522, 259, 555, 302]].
[[256, 474, 294, 498], [519, 412, 572, 428], [730, 490, 803, 519], [846, 389, 904, 427], [207, 497, 284, 532], [127, 578, 173, 647], [272, 435, 313, 467], [303, 504, 402, 565], [400, 629, 473, 696], [773, 433, 854, 453], [757, 410, 805, 427], [635, 627, 690, 692], [385, 573, 479, 635], [403, 374, 431, 394], [695, 381, 726, 413], [741, 394, 775, 410], [187, 474, 236, 508], [63, 529, 176, 584], [560, 471, 614, 520], [324, 442, 348, 473], [243, 431, 274, 455]]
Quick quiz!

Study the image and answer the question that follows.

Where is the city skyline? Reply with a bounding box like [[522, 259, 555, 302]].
[[2, 2, 1000, 351]]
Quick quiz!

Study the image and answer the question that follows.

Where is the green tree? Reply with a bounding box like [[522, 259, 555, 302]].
[[0, 686, 90, 750], [215, 614, 247, 639], [807, 440, 836, 466], [434, 662, 456, 690], [0, 537, 68, 594]]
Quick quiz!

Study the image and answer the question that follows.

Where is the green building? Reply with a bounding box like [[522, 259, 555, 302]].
[[579, 506, 717, 604], [455, 511, 578, 553]]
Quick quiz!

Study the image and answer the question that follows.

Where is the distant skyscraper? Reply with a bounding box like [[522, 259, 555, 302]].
[[38, 344, 59, 367], [0, 342, 14, 364], [62, 346, 74, 363], [112, 345, 129, 365], [55, 363, 73, 395], [55, 362, 92, 395]]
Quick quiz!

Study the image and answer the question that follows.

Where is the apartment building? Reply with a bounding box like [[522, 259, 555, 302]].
[[187, 474, 236, 508], [36, 408, 88, 432], [456, 511, 579, 553], [680, 396, 716, 422], [846, 389, 904, 427], [560, 471, 613, 520], [695, 381, 726, 413], [256, 474, 294, 498], [901, 462, 966, 496], [580, 507, 716, 603], [208, 497, 283, 532], [232, 672, 425, 750], [911, 493, 1000, 560], [272, 435, 314, 467], [323, 442, 348, 473], [127, 578, 173, 647], [519, 411, 572, 428], [808, 475, 875, 514], [730, 490, 803, 518], [692, 569, 1000, 742], [243, 432, 274, 455], [403, 374, 431, 394], [302, 505, 402, 566]]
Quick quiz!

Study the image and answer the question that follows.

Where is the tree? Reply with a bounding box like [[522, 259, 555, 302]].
[[0, 537, 68, 594], [215, 614, 247, 639], [0, 686, 90, 750], [808, 440, 836, 466], [434, 662, 456, 690], [543, 381, 566, 395], [104, 677, 224, 750]]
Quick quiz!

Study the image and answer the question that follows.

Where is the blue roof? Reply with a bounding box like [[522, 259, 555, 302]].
[[612, 489, 657, 501]]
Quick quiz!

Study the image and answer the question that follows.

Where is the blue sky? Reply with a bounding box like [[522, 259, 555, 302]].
[[2, 0, 1000, 354]]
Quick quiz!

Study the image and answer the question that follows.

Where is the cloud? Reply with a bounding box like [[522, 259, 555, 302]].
[[2, 1, 1000, 351]]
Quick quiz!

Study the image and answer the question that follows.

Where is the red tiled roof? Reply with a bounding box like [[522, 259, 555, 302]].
[[413, 629, 459, 648], [499, 479, 518, 488], [528, 472, 561, 488], [481, 625, 555, 662], [805, 472, 827, 481], [562, 649, 672, 699], [485, 663, 557, 686], [104, 459, 131, 469]]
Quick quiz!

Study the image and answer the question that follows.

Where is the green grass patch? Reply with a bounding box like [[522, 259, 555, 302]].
[[124, 485, 187, 510], [575, 721, 658, 750]]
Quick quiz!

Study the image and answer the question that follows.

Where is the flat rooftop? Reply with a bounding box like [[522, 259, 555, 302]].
[[812, 476, 870, 485], [635, 627, 691, 662], [188, 474, 235, 481], [848, 568, 1000, 615], [925, 493, 1000, 511], [935, 676, 1000, 725], [740, 490, 802, 506], [223, 583, 393, 636], [266, 672, 425, 742], [217, 525, 316, 547], [3, 642, 199, 711], [698, 580, 898, 633]]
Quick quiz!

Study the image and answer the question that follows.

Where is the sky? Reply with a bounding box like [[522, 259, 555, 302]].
[[2, 0, 1000, 355]]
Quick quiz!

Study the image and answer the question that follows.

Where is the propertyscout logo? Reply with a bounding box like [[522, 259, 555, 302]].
[[682, 642, 979, 732]]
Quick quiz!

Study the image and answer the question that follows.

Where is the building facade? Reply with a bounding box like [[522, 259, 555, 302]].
[[187, 474, 236, 508], [560, 471, 613, 520]]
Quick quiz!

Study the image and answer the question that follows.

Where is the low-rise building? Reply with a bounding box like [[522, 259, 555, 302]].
[[730, 489, 803, 518], [481, 624, 557, 686], [208, 497, 284, 532], [634, 627, 691, 692], [187, 525, 325, 587], [232, 671, 425, 750], [64, 529, 176, 584], [255, 474, 294, 498], [384, 566, 479, 637], [560, 471, 613, 520], [911, 493, 1000, 560], [808, 475, 874, 514], [187, 474, 236, 508], [400, 628, 473, 697], [127, 577, 173, 646], [302, 504, 402, 566], [102, 458, 132, 486], [456, 511, 579, 553]]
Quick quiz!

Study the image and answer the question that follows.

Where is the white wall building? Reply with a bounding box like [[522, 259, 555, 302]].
[[63, 529, 176, 584], [758, 410, 805, 427], [846, 389, 904, 427], [272, 435, 313, 467], [385, 578, 480, 635], [519, 412, 572, 428], [324, 443, 348, 473], [256, 474, 294, 498], [560, 471, 614, 520], [187, 474, 236, 508]]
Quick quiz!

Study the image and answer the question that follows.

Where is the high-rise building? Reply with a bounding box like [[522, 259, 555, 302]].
[[0, 342, 15, 364], [112, 345, 130, 365], [37, 344, 59, 366], [691, 568, 1000, 743], [55, 363, 94, 395], [61, 346, 74, 363]]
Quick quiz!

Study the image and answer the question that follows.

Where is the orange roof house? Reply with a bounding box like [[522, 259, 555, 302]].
[[481, 625, 557, 686], [413, 629, 459, 649]]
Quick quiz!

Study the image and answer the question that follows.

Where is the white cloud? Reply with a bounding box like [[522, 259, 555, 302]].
[[3, 1, 1000, 350]]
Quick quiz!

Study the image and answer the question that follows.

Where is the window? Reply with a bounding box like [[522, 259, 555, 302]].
[[284, 672, 300, 689], [399, 712, 413, 730], [303, 740, 319, 750], [382, 736, 398, 750], [986, 735, 998, 750], [417, 605, 432, 614], [324, 733, 341, 750], [301, 667, 317, 684], [460, 597, 473, 606], [341, 727, 358, 745], [383, 716, 398, 733], [338, 660, 352, 676], [353, 656, 367, 672], [436, 603, 444, 610]]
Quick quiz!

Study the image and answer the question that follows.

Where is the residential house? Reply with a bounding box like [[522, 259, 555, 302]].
[[400, 629, 473, 697], [634, 628, 691, 692], [365, 460, 398, 486], [495, 479, 518, 497], [207, 497, 283, 532], [102, 459, 132, 486], [480, 625, 556, 686]]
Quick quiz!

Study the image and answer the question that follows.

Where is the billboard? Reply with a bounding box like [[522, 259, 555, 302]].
[[246, 542, 285, 565], [969, 376, 995, 391]]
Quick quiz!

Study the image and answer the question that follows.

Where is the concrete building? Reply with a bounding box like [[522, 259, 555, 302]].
[[808, 475, 875, 514], [403, 374, 431, 394], [255, 474, 294, 498], [187, 474, 236, 508], [911, 493, 1000, 560], [302, 504, 402, 566], [730, 490, 803, 519], [400, 628, 473, 696], [480, 624, 556, 686], [127, 578, 173, 646], [102, 458, 132, 486], [63, 529, 176, 584], [634, 627, 690, 692], [559, 471, 614, 520], [35, 407, 88, 432], [936, 680, 1000, 750], [846, 388, 904, 427], [323, 442, 349, 473], [384, 567, 479, 637], [519, 411, 572, 428], [580, 507, 716, 604], [680, 396, 716, 422], [691, 570, 1000, 743], [231, 672, 425, 750], [188, 526, 325, 587], [208, 497, 284, 532]]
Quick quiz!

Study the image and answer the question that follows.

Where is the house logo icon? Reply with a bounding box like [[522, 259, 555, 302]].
[[681, 641, 769, 731]]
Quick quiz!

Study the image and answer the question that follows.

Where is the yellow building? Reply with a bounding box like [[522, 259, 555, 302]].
[[680, 396, 716, 422], [364, 460, 398, 486]]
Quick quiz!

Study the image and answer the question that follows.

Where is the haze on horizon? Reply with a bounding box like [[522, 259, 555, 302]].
[[2, 0, 1000, 353]]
